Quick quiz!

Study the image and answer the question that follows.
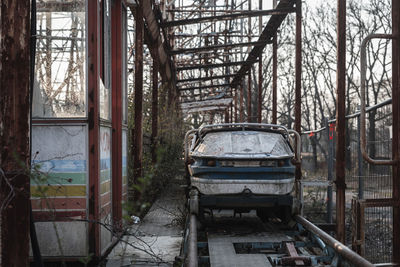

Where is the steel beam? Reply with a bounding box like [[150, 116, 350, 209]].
[[177, 60, 254, 71], [177, 74, 235, 83], [230, 0, 296, 87], [335, 0, 347, 243], [161, 8, 296, 27], [178, 83, 230, 91], [247, 69, 252, 122], [170, 41, 269, 55], [272, 35, 277, 124], [240, 82, 244, 122], [133, 3, 144, 201], [257, 0, 263, 123], [151, 56, 159, 163], [295, 0, 302, 182], [111, 0, 123, 226], [392, 0, 400, 262], [88, 0, 101, 258], [0, 1, 31, 265]]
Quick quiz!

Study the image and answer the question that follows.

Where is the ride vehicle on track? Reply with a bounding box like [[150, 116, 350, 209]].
[[184, 123, 301, 222]]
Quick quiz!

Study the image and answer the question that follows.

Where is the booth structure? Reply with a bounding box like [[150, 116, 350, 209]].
[[31, 0, 128, 259]]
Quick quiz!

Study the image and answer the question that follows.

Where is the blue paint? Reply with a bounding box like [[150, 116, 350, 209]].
[[32, 159, 86, 173]]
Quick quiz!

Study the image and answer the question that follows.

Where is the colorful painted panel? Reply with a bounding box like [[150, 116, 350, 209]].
[[100, 126, 112, 252], [31, 125, 87, 215]]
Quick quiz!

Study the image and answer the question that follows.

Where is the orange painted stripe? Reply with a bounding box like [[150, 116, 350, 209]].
[[31, 197, 86, 210]]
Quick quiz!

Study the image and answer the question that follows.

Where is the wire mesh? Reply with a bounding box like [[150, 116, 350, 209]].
[[301, 99, 393, 263]]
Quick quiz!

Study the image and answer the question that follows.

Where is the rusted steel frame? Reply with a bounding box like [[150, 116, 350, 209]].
[[234, 89, 238, 122], [88, 0, 101, 258], [392, 0, 400, 262], [151, 56, 159, 163], [295, 216, 374, 267], [37, 1, 85, 12], [177, 60, 255, 71], [224, 108, 230, 123], [169, 41, 268, 55], [230, 0, 296, 87], [360, 34, 396, 165], [0, 2, 31, 266], [161, 8, 296, 27], [258, 53, 262, 123], [133, 1, 177, 105], [335, 0, 346, 244], [111, 0, 123, 226], [133, 2, 144, 201], [284, 242, 305, 265], [247, 69, 252, 122], [179, 83, 230, 91], [257, 0, 263, 124], [295, 0, 302, 183], [272, 33, 278, 124], [240, 82, 244, 122], [177, 74, 235, 83]]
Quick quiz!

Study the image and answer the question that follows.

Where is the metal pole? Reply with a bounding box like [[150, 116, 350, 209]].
[[111, 0, 123, 225], [87, 0, 101, 257], [151, 56, 159, 164], [0, 1, 31, 265], [392, 0, 400, 262], [133, 3, 144, 200], [335, 0, 347, 243], [326, 119, 333, 223], [247, 0, 252, 123], [295, 216, 374, 267], [295, 0, 302, 181], [257, 0, 263, 123], [357, 114, 364, 199], [272, 0, 278, 124], [240, 82, 244, 122]]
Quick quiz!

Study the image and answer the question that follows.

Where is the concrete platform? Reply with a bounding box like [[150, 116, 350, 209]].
[[106, 177, 186, 267]]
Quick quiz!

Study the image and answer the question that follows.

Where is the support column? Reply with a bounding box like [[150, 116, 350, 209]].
[[257, 0, 263, 123], [111, 0, 123, 225], [133, 3, 144, 200], [392, 0, 400, 262], [272, 0, 278, 124], [335, 0, 347, 243], [0, 1, 31, 266], [88, 0, 101, 257], [248, 69, 252, 122], [295, 0, 302, 181], [240, 82, 244, 122], [151, 56, 159, 163]]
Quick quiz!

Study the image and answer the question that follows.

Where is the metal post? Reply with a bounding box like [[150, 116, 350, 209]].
[[336, 0, 347, 243], [111, 0, 123, 225], [392, 0, 400, 262], [151, 56, 159, 164], [0, 1, 31, 265], [88, 0, 101, 257], [357, 114, 364, 199], [295, 0, 302, 181], [225, 108, 230, 123], [247, 0, 252, 123], [272, 0, 278, 125], [248, 68, 252, 122], [326, 119, 333, 223], [257, 0, 263, 123], [240, 82, 244, 122], [133, 3, 144, 200]]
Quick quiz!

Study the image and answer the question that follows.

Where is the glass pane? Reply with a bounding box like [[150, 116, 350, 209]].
[[100, 0, 111, 121], [193, 131, 293, 158], [33, 1, 86, 118]]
